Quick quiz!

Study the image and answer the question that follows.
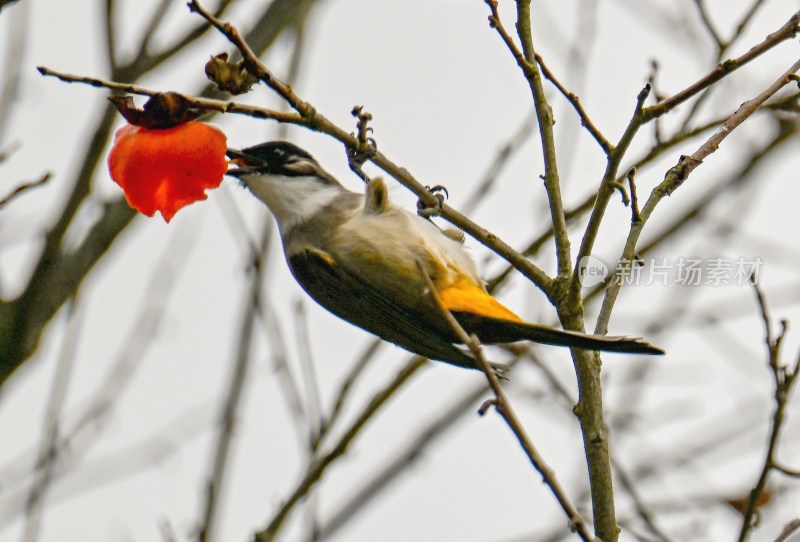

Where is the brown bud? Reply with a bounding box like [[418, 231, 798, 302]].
[[726, 489, 773, 515], [205, 52, 259, 95]]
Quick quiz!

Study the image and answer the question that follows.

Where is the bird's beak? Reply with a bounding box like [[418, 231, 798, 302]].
[[225, 148, 262, 178]]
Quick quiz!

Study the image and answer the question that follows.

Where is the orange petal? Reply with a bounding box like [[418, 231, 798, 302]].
[[108, 122, 227, 222]]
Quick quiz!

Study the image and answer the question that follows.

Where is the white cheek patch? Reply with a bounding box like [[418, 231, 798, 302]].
[[245, 174, 342, 233]]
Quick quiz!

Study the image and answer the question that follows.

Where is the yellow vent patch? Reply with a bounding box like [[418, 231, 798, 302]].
[[437, 277, 522, 322]]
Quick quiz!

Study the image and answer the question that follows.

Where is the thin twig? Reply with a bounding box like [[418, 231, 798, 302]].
[[293, 300, 324, 451], [643, 10, 800, 121], [692, 0, 724, 50], [320, 339, 383, 441], [22, 297, 81, 542], [184, 0, 556, 295], [486, 111, 735, 292], [187, 0, 308, 112], [663, 59, 800, 193], [463, 114, 535, 214], [197, 220, 271, 542], [570, 83, 650, 305], [133, 0, 176, 63], [535, 52, 613, 154], [36, 66, 303, 125], [253, 358, 428, 542], [677, 0, 768, 133], [728, 0, 769, 56], [485, 0, 572, 278], [611, 457, 672, 542], [626, 167, 641, 223], [772, 519, 800, 542], [736, 283, 800, 542], [0, 0, 27, 143], [102, 0, 117, 72], [416, 263, 595, 542], [594, 59, 800, 336], [309, 374, 495, 541], [0, 172, 51, 209]]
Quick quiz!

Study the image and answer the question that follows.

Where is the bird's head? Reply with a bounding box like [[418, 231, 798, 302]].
[[226, 141, 320, 178], [226, 141, 344, 232]]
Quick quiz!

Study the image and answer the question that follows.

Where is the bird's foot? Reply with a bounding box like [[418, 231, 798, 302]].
[[417, 185, 449, 218], [348, 106, 377, 183]]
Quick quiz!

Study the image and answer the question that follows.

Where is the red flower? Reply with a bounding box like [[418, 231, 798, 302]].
[[108, 122, 227, 222]]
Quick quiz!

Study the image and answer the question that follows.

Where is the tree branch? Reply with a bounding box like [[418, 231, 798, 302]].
[[737, 284, 800, 542], [417, 263, 594, 542], [485, 0, 572, 278], [595, 59, 800, 336], [188, 0, 556, 294], [253, 358, 427, 542], [643, 10, 800, 121]]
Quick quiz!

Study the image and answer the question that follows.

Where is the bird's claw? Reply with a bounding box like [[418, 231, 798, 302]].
[[347, 138, 378, 184], [417, 184, 449, 218]]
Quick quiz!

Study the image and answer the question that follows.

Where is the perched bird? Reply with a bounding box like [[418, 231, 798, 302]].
[[226, 141, 663, 370]]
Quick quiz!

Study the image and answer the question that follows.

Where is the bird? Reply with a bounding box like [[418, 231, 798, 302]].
[[225, 141, 664, 370]]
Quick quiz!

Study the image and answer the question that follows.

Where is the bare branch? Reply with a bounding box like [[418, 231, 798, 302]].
[[535, 52, 613, 154], [36, 67, 304, 124], [253, 358, 427, 542], [197, 221, 272, 542], [21, 297, 81, 542], [0, 172, 51, 209], [644, 10, 800, 121], [772, 519, 800, 542], [594, 60, 800, 336], [186, 0, 556, 294], [692, 0, 724, 50], [736, 284, 800, 542], [570, 83, 651, 305], [0, 0, 27, 142], [662, 59, 800, 191], [463, 114, 535, 214], [417, 263, 595, 542], [484, 0, 572, 278], [320, 339, 382, 441], [293, 300, 324, 451], [102, 0, 117, 71]]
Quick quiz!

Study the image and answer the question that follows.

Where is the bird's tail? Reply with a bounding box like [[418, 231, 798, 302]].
[[453, 312, 664, 355]]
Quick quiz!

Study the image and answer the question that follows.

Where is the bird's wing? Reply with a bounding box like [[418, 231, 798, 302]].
[[287, 246, 479, 369]]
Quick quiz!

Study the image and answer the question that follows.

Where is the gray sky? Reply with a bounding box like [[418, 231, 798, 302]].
[[2, 1, 800, 541]]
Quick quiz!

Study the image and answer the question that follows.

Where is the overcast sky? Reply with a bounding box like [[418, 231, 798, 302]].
[[2, 1, 800, 541]]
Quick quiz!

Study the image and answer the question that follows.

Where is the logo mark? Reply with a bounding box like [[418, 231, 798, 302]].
[[578, 255, 609, 287]]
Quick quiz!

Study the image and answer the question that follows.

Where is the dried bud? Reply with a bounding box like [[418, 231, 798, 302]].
[[726, 489, 773, 515], [205, 52, 259, 95], [108, 92, 204, 129]]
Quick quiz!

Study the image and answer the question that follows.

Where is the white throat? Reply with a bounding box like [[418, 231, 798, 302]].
[[243, 173, 343, 233]]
